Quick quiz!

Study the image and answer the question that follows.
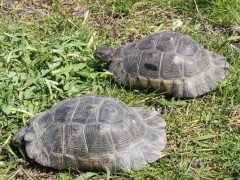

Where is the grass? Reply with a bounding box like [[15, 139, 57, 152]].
[[0, 0, 239, 179]]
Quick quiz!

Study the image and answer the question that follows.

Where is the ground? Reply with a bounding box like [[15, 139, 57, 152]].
[[0, 0, 239, 179]]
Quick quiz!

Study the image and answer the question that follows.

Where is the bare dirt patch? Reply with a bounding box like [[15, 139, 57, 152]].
[[0, 0, 87, 20], [228, 105, 240, 129]]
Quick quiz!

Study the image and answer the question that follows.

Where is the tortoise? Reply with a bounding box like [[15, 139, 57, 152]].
[[13, 95, 166, 171], [94, 31, 229, 98]]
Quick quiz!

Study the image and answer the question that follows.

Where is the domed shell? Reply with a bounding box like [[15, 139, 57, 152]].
[[109, 31, 229, 98], [15, 95, 166, 171]]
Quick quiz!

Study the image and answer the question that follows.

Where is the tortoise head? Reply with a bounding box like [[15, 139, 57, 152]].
[[94, 47, 114, 63], [12, 127, 27, 146]]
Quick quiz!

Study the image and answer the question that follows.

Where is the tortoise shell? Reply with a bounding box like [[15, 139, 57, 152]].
[[13, 95, 166, 171], [94, 31, 229, 98]]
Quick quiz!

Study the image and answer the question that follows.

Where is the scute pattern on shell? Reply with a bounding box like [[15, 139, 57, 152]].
[[110, 31, 229, 97], [17, 95, 166, 171]]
